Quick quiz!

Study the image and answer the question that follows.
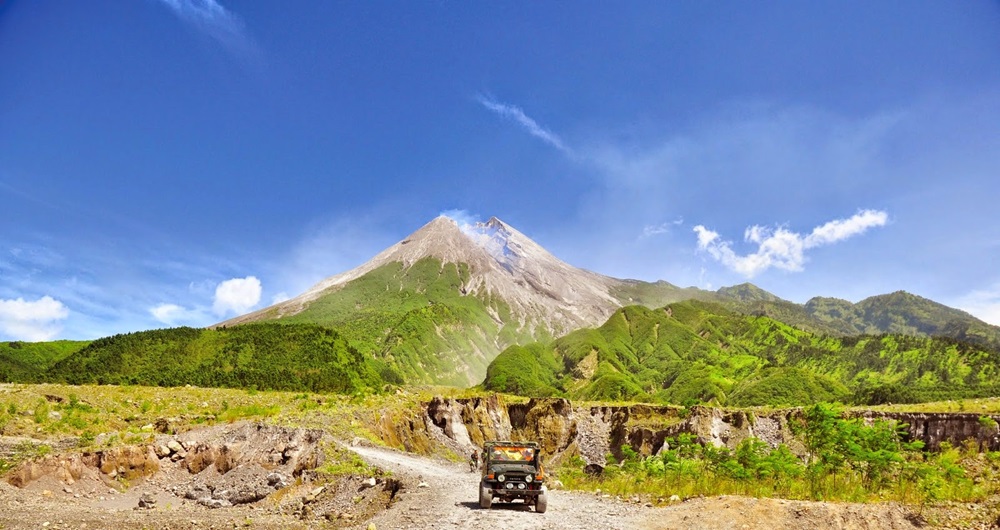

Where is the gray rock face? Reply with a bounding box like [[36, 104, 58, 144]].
[[420, 397, 1000, 467], [851, 411, 1000, 452]]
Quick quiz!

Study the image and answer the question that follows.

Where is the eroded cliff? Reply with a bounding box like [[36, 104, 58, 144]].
[[412, 397, 1000, 466]]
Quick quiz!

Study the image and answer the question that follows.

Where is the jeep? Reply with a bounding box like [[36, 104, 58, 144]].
[[478, 440, 548, 513]]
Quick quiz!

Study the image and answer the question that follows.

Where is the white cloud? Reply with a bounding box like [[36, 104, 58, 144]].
[[212, 276, 262, 316], [953, 285, 1000, 326], [694, 210, 889, 278], [0, 296, 70, 341], [804, 210, 889, 247], [151, 303, 183, 323], [149, 303, 205, 326], [476, 94, 572, 154]]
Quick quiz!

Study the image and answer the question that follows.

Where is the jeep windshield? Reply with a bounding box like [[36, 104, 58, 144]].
[[487, 445, 535, 462]]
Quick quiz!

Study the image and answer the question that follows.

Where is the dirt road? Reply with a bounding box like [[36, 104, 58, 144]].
[[349, 444, 929, 530], [349, 444, 648, 530]]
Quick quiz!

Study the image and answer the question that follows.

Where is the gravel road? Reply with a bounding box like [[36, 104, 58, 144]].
[[348, 444, 933, 530], [349, 444, 649, 530]]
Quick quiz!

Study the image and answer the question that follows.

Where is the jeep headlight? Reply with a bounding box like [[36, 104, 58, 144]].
[[525, 474, 534, 483], [517, 483, 526, 490], [497, 474, 506, 482]]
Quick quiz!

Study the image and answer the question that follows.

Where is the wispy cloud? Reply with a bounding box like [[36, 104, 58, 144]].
[[476, 94, 572, 154], [439, 208, 481, 229], [641, 218, 684, 239], [439, 208, 485, 239], [953, 284, 1000, 326], [150, 303, 204, 326], [155, 0, 254, 56], [694, 210, 889, 278], [0, 296, 70, 341]]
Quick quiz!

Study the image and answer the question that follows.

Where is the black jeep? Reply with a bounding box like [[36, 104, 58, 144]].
[[478, 440, 548, 513]]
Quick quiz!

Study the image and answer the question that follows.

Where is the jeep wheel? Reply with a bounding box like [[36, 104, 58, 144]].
[[535, 492, 548, 513], [479, 485, 492, 509]]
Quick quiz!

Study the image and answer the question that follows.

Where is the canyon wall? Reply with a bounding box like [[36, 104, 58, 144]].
[[415, 397, 1000, 465]]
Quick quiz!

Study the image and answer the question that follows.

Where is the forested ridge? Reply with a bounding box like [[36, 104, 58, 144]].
[[483, 300, 1000, 406], [35, 323, 393, 393]]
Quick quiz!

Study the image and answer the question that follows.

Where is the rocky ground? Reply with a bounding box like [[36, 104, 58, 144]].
[[0, 422, 397, 530], [1, 421, 998, 529]]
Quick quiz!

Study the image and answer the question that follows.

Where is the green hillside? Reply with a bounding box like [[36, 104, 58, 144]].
[[809, 291, 1000, 351], [275, 258, 548, 386], [483, 300, 1000, 406], [0, 340, 89, 382], [41, 323, 390, 394]]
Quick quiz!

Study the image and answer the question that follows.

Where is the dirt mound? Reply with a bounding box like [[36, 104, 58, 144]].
[[0, 421, 406, 529]]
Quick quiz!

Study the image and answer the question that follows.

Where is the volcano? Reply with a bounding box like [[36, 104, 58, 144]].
[[220, 216, 669, 385], [220, 215, 1000, 387]]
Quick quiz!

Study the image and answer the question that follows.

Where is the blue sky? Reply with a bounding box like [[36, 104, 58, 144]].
[[2, 1, 1000, 340]]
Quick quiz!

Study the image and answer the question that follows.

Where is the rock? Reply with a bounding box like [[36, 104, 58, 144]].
[[138, 492, 157, 509], [198, 497, 232, 509], [669, 495, 681, 502], [154, 418, 172, 434], [155, 445, 171, 458], [417, 482, 428, 488], [267, 472, 289, 488], [360, 477, 377, 490], [167, 440, 184, 453]]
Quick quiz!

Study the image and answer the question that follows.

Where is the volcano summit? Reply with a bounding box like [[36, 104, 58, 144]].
[[221, 216, 660, 385]]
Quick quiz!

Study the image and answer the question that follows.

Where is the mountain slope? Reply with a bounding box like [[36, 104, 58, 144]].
[[0, 340, 89, 382], [483, 300, 1000, 405], [820, 291, 1000, 351], [45, 324, 389, 393]]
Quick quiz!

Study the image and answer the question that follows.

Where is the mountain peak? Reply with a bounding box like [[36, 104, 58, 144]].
[[484, 216, 507, 228], [224, 214, 625, 341], [716, 283, 784, 303]]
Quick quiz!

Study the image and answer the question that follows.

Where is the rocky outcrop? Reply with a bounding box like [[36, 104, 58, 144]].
[[415, 396, 1000, 465], [7, 422, 326, 501], [851, 411, 1000, 452]]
